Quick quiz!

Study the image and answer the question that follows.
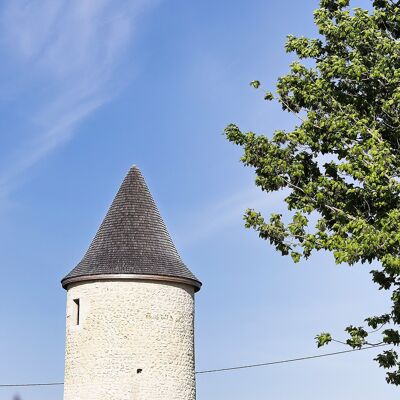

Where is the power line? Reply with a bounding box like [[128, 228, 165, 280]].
[[196, 344, 388, 374], [0, 382, 63, 388], [0, 344, 388, 388]]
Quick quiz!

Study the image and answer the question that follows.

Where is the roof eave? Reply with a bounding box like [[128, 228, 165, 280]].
[[61, 273, 202, 292]]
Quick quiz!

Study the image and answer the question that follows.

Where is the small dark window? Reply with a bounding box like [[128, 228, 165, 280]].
[[137, 369, 143, 374], [73, 299, 80, 325]]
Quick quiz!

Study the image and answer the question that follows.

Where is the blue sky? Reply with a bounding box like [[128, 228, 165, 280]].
[[0, 0, 397, 399]]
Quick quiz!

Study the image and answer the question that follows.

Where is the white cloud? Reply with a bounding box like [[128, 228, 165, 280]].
[[177, 186, 288, 247], [0, 0, 155, 196]]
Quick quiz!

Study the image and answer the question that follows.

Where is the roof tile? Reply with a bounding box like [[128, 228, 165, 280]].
[[61, 166, 201, 289]]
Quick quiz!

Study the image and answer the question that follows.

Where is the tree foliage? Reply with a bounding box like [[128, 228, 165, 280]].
[[225, 0, 400, 384]]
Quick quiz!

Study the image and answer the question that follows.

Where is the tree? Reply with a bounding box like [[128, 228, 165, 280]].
[[225, 0, 400, 384]]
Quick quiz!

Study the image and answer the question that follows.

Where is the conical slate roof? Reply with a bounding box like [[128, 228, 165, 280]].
[[61, 166, 201, 290]]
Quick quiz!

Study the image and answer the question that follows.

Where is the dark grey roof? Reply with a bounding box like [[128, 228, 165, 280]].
[[61, 166, 201, 290]]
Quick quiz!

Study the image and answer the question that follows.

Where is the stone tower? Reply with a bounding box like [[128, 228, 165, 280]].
[[61, 166, 201, 400]]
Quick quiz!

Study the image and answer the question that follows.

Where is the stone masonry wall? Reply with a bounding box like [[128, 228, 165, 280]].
[[64, 280, 196, 400]]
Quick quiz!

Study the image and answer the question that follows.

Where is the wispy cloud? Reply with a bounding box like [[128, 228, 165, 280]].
[[177, 186, 288, 247], [0, 0, 155, 197]]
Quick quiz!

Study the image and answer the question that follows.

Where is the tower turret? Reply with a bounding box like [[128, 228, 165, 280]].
[[62, 166, 201, 400]]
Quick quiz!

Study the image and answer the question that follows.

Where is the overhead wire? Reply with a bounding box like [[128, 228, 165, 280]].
[[195, 344, 388, 374], [0, 344, 388, 387]]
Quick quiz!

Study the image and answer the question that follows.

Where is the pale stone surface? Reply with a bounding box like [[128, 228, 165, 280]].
[[63, 280, 196, 400]]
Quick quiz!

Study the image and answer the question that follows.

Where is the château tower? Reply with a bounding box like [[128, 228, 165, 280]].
[[61, 166, 201, 400]]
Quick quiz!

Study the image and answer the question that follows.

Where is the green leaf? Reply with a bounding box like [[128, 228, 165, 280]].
[[250, 80, 261, 89], [264, 91, 274, 100], [315, 333, 332, 347]]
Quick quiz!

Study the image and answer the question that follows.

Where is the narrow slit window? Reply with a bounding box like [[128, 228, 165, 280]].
[[73, 299, 80, 325]]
